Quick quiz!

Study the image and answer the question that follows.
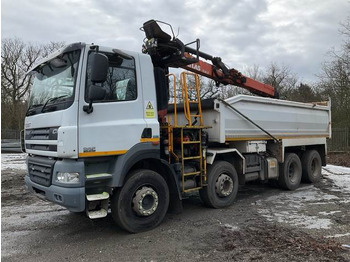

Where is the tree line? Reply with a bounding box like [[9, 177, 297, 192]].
[[1, 38, 65, 131], [1, 17, 349, 133]]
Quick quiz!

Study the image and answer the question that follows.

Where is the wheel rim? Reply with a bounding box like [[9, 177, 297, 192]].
[[311, 160, 315, 173], [311, 158, 320, 177], [132, 186, 159, 216], [288, 162, 299, 183], [215, 173, 234, 197]]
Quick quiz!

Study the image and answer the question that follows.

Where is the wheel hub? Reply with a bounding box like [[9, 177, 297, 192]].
[[132, 186, 159, 216], [215, 174, 234, 197], [288, 162, 298, 183]]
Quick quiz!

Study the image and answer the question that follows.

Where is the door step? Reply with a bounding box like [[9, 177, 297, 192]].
[[87, 209, 108, 219], [86, 192, 109, 201], [86, 192, 109, 219], [85, 173, 112, 181]]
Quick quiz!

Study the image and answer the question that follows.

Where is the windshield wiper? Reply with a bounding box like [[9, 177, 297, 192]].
[[26, 104, 44, 116], [41, 95, 70, 113]]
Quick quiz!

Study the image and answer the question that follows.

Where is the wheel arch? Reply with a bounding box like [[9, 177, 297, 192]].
[[272, 137, 327, 164], [112, 145, 183, 213], [284, 144, 326, 166], [207, 148, 245, 185]]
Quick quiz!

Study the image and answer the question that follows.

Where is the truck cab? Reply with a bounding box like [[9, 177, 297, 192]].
[[24, 43, 171, 224]]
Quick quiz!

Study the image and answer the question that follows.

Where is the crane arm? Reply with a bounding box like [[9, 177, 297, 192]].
[[141, 19, 278, 98], [182, 53, 276, 97]]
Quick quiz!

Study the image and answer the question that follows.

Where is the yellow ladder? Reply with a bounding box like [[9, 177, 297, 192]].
[[165, 72, 207, 192], [180, 72, 204, 127], [180, 127, 204, 192]]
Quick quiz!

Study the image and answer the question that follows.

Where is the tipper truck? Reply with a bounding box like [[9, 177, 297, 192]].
[[24, 20, 331, 233]]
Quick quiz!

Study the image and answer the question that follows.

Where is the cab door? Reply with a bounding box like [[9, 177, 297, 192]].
[[78, 48, 147, 157]]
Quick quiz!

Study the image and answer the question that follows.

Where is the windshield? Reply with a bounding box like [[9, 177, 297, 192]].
[[27, 50, 81, 115]]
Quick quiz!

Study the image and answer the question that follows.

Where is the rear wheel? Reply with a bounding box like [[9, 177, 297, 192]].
[[199, 161, 238, 208], [301, 150, 322, 183], [111, 169, 169, 233], [278, 153, 302, 190]]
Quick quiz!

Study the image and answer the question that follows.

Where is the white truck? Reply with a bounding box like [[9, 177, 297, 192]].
[[24, 20, 331, 233]]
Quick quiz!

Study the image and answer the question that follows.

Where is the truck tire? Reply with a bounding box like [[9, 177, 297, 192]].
[[111, 169, 169, 233], [301, 150, 322, 183], [199, 161, 238, 208], [278, 153, 302, 190]]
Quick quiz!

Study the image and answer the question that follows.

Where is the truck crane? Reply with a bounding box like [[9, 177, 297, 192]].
[[140, 20, 278, 122], [142, 19, 277, 98], [23, 19, 331, 233]]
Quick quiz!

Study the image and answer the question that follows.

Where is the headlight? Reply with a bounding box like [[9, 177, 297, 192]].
[[56, 172, 80, 183]]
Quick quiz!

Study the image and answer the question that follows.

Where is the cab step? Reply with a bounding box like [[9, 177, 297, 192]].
[[86, 192, 109, 201], [85, 173, 112, 181], [86, 192, 109, 219], [87, 209, 108, 219]]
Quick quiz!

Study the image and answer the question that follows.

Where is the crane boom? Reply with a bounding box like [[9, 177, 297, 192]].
[[141, 19, 278, 98], [182, 53, 276, 97]]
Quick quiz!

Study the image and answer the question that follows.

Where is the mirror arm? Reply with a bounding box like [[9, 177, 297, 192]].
[[83, 100, 94, 114]]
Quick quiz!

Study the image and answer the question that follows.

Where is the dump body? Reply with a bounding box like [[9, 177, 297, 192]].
[[196, 95, 331, 143]]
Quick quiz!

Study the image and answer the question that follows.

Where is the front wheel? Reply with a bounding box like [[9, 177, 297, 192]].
[[199, 161, 238, 208], [111, 169, 169, 233]]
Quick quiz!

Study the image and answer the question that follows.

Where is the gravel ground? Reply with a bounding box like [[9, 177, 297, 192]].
[[1, 153, 350, 262]]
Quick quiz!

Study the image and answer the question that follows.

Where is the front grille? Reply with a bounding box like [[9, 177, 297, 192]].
[[26, 127, 59, 140], [28, 156, 56, 187], [25, 127, 59, 153], [26, 144, 57, 151]]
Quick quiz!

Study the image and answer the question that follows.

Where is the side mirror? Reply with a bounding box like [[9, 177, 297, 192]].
[[90, 53, 109, 83], [89, 85, 106, 101], [83, 85, 106, 114], [83, 52, 109, 114]]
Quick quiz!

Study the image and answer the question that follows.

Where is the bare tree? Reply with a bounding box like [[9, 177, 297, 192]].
[[262, 62, 298, 99], [317, 17, 350, 128], [288, 83, 322, 103], [246, 64, 263, 81], [1, 38, 65, 131]]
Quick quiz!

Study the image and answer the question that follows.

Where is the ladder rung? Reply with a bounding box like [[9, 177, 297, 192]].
[[182, 126, 202, 129], [182, 141, 201, 144], [183, 187, 202, 193], [183, 171, 201, 177], [189, 101, 199, 103], [190, 114, 202, 117], [183, 156, 201, 160]]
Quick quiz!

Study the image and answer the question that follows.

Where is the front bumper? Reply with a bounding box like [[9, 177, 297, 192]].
[[25, 175, 85, 212]]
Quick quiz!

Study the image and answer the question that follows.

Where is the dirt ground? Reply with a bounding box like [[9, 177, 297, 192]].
[[327, 152, 350, 167], [1, 153, 350, 262]]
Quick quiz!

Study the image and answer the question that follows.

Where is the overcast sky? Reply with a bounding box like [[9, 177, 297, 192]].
[[2, 0, 349, 83]]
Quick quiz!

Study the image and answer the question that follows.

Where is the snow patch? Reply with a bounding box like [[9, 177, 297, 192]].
[[322, 165, 350, 193], [223, 223, 240, 231], [1, 153, 27, 171], [325, 233, 350, 238], [258, 208, 333, 229], [256, 165, 350, 230], [324, 165, 350, 174], [318, 211, 341, 216], [256, 186, 339, 229]]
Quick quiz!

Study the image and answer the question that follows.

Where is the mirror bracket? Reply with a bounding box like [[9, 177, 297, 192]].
[[83, 102, 93, 114]]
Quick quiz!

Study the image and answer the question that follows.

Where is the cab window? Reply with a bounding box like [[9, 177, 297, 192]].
[[86, 52, 137, 102]]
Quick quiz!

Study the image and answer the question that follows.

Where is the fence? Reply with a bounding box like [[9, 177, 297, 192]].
[[328, 127, 350, 152], [1, 129, 20, 140]]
